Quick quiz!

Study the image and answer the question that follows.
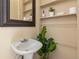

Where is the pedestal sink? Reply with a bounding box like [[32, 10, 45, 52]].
[[11, 39, 42, 59]]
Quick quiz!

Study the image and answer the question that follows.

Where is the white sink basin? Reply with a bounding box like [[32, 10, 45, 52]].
[[11, 39, 42, 59]]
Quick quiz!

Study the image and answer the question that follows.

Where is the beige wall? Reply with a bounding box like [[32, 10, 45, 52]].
[[77, 0, 79, 59]]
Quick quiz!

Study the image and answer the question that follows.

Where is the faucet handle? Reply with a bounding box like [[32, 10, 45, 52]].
[[20, 39, 28, 43]]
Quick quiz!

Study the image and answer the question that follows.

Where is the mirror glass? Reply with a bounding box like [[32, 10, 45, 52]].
[[10, 0, 32, 21]]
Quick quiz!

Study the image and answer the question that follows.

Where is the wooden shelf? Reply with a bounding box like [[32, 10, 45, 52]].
[[40, 0, 64, 7], [41, 13, 76, 20], [42, 23, 76, 25]]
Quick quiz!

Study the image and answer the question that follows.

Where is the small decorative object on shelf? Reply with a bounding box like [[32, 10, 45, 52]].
[[49, 7, 55, 16], [69, 7, 77, 14], [37, 26, 57, 59], [42, 10, 46, 17]]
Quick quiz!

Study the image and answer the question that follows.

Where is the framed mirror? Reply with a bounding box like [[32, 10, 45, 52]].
[[0, 0, 35, 26]]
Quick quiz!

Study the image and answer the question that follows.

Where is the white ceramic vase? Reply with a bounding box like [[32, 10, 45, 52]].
[[69, 7, 77, 14]]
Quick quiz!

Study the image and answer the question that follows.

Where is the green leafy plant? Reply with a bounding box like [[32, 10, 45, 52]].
[[37, 26, 57, 59], [49, 7, 55, 12]]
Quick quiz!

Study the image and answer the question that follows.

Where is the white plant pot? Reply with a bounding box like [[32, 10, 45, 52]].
[[49, 12, 55, 16]]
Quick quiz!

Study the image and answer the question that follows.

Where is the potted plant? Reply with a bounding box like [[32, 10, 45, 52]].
[[49, 7, 55, 16], [37, 26, 57, 59]]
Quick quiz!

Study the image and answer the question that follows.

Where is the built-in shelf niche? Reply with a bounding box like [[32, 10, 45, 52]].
[[40, 0, 77, 20]]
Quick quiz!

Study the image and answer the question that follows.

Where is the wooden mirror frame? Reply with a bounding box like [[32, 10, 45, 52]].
[[0, 0, 36, 27]]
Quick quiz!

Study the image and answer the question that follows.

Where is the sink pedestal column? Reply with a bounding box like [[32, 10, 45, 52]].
[[24, 53, 33, 59]]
